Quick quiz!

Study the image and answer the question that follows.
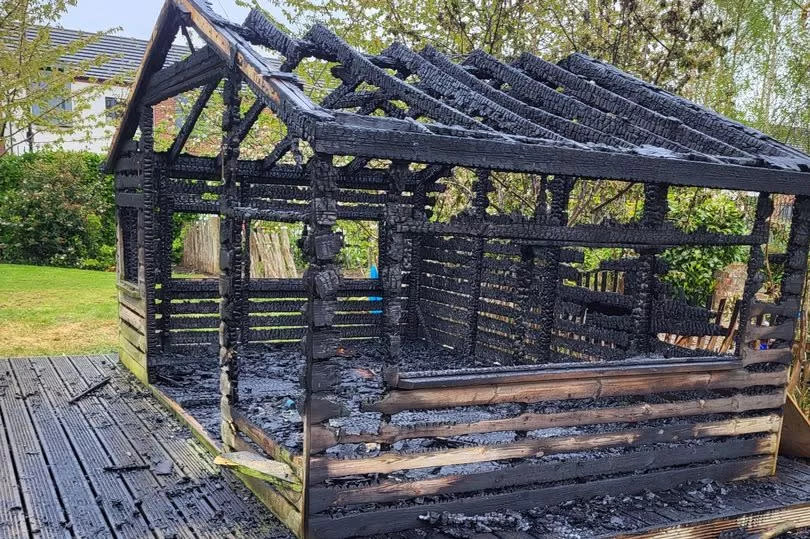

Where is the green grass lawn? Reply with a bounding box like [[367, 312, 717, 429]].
[[0, 264, 118, 357]]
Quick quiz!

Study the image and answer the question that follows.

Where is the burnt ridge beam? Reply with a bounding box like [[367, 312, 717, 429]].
[[514, 53, 746, 158], [311, 122, 810, 196], [244, 7, 398, 74], [243, 8, 316, 71], [142, 45, 225, 105], [559, 53, 801, 159], [167, 78, 220, 164], [303, 23, 498, 134], [463, 50, 696, 155], [382, 43, 570, 143]]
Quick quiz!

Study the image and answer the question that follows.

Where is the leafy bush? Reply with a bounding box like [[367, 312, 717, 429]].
[[660, 191, 749, 305], [0, 151, 116, 270]]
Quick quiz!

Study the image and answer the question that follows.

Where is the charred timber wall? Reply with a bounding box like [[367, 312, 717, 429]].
[[304, 363, 789, 537]]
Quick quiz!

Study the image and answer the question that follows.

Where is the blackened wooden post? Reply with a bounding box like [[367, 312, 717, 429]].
[[139, 105, 158, 381], [381, 162, 408, 362], [515, 176, 548, 362], [219, 72, 245, 451], [301, 153, 344, 532], [405, 177, 429, 339], [532, 175, 574, 362], [157, 166, 173, 353], [736, 193, 774, 353], [465, 169, 492, 357], [630, 183, 668, 354]]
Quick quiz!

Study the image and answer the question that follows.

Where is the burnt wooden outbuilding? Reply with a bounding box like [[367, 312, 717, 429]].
[[106, 1, 810, 537]]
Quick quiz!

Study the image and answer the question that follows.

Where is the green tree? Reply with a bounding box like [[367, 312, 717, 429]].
[[0, 151, 116, 269], [0, 0, 118, 156], [659, 190, 749, 305], [702, 0, 810, 152]]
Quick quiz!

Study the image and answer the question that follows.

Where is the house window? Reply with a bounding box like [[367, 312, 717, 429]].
[[106, 97, 124, 121], [30, 82, 73, 127]]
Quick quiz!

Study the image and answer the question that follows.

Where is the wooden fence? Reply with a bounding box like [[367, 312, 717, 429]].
[[181, 216, 298, 278]]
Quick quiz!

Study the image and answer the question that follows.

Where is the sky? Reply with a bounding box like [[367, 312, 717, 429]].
[[59, 0, 254, 39]]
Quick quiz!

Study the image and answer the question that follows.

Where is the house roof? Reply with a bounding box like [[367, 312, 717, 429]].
[[106, 0, 810, 195], [27, 26, 191, 83]]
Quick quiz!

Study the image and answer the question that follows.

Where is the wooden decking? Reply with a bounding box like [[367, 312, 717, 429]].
[[0, 354, 291, 539]]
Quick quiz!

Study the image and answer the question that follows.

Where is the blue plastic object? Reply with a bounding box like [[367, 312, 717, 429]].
[[369, 264, 382, 314]]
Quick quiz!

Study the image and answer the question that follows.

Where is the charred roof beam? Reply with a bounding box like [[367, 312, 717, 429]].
[[142, 45, 224, 105], [382, 42, 572, 143], [514, 52, 747, 158], [303, 23, 502, 136], [560, 53, 800, 159], [463, 50, 697, 155], [168, 77, 220, 163]]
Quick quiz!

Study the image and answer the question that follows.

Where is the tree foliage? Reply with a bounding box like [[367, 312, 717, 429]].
[[0, 0, 118, 156], [0, 151, 116, 269], [659, 189, 749, 305]]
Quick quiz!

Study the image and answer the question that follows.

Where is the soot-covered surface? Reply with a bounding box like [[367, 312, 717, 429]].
[[153, 339, 481, 451], [154, 338, 779, 462], [369, 457, 810, 538]]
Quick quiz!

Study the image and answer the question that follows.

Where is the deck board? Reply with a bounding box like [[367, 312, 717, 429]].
[[0, 363, 30, 539], [0, 355, 291, 539], [0, 359, 68, 538], [83, 354, 277, 537], [43, 355, 194, 538]]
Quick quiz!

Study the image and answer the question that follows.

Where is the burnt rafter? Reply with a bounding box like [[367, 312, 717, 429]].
[[513, 53, 745, 158], [142, 45, 224, 105], [303, 24, 500, 135], [383, 43, 575, 143], [559, 53, 805, 160], [168, 77, 220, 163], [463, 50, 690, 154], [416, 45, 624, 147]]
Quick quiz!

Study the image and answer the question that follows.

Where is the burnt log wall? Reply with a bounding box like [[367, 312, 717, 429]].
[[294, 191, 808, 538], [136, 154, 443, 356]]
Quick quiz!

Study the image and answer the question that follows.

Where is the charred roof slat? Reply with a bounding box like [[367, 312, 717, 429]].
[[420, 45, 688, 153], [417, 45, 650, 149], [464, 50, 709, 157], [303, 23, 499, 135], [514, 53, 746, 158], [383, 43, 591, 145], [560, 53, 803, 159]]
